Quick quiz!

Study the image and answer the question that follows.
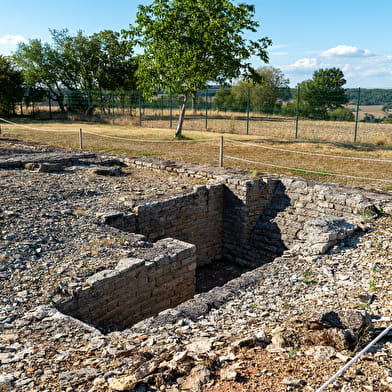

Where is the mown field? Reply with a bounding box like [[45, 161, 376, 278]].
[[33, 103, 392, 144], [1, 118, 392, 191], [142, 112, 392, 144]]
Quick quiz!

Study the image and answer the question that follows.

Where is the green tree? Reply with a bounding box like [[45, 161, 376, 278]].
[[13, 29, 136, 113], [215, 66, 290, 113], [297, 67, 348, 119], [92, 30, 137, 91], [0, 56, 24, 116], [215, 87, 238, 111], [14, 37, 73, 111], [346, 88, 392, 105], [127, 0, 271, 137], [246, 67, 290, 112], [328, 107, 354, 121]]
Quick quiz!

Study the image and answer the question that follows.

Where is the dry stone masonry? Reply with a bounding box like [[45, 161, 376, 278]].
[[112, 156, 389, 268], [57, 155, 392, 331], [60, 239, 196, 330], [2, 139, 392, 391]]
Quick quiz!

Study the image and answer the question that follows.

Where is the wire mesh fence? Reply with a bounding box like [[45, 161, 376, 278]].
[[2, 113, 392, 190], [14, 87, 392, 144]]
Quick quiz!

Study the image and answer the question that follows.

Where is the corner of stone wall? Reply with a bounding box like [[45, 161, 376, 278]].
[[115, 155, 392, 267], [57, 238, 196, 330]]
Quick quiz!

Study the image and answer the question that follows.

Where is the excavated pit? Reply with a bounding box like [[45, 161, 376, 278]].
[[57, 158, 388, 333], [196, 258, 251, 293]]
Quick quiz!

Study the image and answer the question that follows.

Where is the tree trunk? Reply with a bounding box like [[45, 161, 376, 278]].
[[175, 94, 188, 138], [53, 91, 66, 113], [192, 96, 197, 114]]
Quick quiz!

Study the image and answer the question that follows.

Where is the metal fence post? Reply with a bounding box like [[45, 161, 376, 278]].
[[354, 87, 361, 143], [295, 86, 300, 138], [112, 93, 115, 125], [205, 89, 208, 129], [138, 90, 142, 126], [169, 93, 173, 128], [79, 128, 83, 150], [246, 88, 251, 135], [66, 91, 70, 120], [48, 92, 52, 120], [219, 136, 224, 167], [87, 91, 91, 121]]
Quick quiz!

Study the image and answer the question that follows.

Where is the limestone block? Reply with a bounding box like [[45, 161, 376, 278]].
[[293, 215, 357, 256], [86, 270, 118, 287], [115, 258, 145, 273]]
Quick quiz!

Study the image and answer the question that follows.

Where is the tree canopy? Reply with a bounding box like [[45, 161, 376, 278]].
[[13, 29, 136, 112], [346, 88, 392, 106], [127, 0, 271, 136], [215, 66, 290, 113], [0, 56, 24, 116], [297, 67, 348, 119]]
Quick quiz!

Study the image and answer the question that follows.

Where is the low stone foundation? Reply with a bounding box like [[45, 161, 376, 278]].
[[100, 184, 223, 267], [58, 239, 196, 330], [58, 156, 392, 330]]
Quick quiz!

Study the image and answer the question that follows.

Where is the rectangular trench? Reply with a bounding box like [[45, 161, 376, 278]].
[[57, 170, 382, 332]]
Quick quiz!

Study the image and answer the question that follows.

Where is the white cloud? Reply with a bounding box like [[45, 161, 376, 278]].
[[281, 57, 319, 71], [364, 54, 392, 65], [320, 45, 374, 58], [360, 67, 392, 77], [0, 34, 27, 45], [274, 49, 392, 87], [270, 44, 289, 56], [334, 62, 392, 86], [341, 63, 362, 73], [271, 44, 289, 50], [271, 51, 288, 57]]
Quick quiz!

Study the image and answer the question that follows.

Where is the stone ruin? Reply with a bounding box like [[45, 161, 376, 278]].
[[54, 156, 392, 332]]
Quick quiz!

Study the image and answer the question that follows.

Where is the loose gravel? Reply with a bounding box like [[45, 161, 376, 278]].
[[0, 138, 391, 392]]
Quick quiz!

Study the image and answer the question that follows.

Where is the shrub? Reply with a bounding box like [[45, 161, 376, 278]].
[[328, 107, 354, 121]]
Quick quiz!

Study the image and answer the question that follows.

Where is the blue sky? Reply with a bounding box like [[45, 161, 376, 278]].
[[1, 0, 391, 88]]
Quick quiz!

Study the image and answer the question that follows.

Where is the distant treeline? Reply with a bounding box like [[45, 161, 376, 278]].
[[345, 88, 392, 105], [283, 88, 392, 106]]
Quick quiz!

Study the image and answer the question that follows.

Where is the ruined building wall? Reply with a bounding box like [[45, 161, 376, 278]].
[[58, 157, 390, 330], [59, 239, 196, 330], [222, 176, 379, 265], [135, 184, 224, 266], [121, 157, 384, 268], [102, 184, 224, 267]]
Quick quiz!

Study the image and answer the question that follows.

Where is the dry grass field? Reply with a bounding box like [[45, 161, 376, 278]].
[[21, 103, 392, 144], [140, 108, 392, 145], [347, 104, 388, 120], [1, 118, 392, 191]]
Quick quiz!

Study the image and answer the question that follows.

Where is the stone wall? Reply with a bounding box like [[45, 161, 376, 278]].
[[120, 157, 391, 267], [58, 238, 196, 330], [103, 184, 224, 267], [246, 177, 379, 262], [58, 155, 392, 330], [221, 177, 278, 266], [221, 175, 382, 265], [135, 184, 223, 266]]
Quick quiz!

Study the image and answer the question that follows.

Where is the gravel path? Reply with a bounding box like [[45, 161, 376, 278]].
[[0, 138, 391, 392]]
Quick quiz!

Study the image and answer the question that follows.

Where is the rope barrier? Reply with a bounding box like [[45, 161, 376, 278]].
[[2, 117, 391, 181], [226, 138, 392, 163], [0, 117, 78, 133], [83, 130, 217, 143], [315, 323, 392, 392], [0, 118, 217, 143], [224, 154, 392, 183]]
